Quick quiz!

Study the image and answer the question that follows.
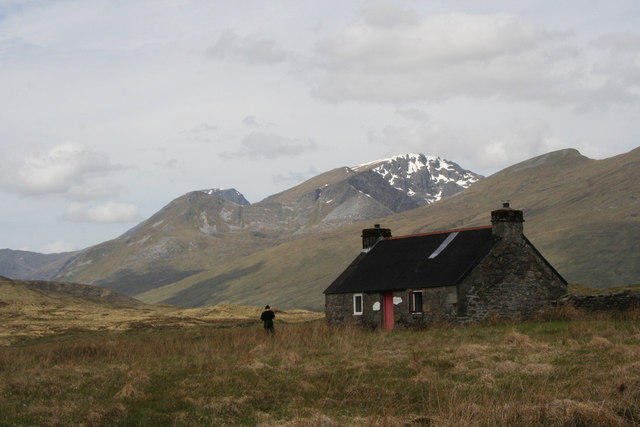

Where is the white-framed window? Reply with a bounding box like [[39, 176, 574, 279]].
[[353, 293, 363, 315], [409, 290, 423, 313]]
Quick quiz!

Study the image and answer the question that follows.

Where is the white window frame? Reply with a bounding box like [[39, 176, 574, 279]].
[[353, 293, 363, 315], [409, 290, 423, 314]]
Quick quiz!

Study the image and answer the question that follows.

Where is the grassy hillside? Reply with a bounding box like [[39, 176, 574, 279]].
[[138, 147, 640, 310], [2, 311, 640, 425], [39, 154, 479, 297], [0, 275, 142, 307], [0, 277, 321, 345], [262, 166, 355, 203], [51, 192, 282, 294]]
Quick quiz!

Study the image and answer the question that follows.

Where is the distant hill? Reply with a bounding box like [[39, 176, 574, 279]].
[[199, 188, 251, 206], [0, 250, 73, 280], [3, 147, 639, 311], [11, 154, 479, 298], [0, 275, 142, 308], [131, 147, 640, 311]]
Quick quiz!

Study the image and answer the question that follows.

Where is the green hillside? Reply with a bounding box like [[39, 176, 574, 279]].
[[34, 154, 481, 295], [137, 147, 640, 311]]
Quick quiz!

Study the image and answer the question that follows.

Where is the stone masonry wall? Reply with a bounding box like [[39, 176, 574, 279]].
[[326, 238, 568, 328], [325, 293, 382, 329], [559, 291, 640, 312], [326, 287, 459, 330], [394, 286, 458, 329], [457, 239, 567, 323], [327, 288, 640, 330]]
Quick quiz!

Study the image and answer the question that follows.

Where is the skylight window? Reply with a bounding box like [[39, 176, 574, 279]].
[[428, 232, 459, 259]]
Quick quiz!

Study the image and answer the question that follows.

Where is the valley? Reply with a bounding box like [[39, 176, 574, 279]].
[[2, 148, 639, 311]]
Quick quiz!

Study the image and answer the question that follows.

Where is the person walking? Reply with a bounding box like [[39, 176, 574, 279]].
[[260, 305, 275, 334]]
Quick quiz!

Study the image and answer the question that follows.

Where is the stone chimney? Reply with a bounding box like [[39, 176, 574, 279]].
[[362, 224, 392, 250], [491, 202, 524, 243]]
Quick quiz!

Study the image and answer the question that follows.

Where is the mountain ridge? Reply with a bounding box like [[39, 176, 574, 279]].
[[2, 147, 639, 311], [131, 147, 640, 310], [3, 153, 480, 295]]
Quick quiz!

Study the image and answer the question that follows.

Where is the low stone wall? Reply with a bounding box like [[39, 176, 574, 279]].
[[559, 291, 640, 312]]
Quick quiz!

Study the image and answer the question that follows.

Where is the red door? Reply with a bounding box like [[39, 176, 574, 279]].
[[383, 292, 394, 331]]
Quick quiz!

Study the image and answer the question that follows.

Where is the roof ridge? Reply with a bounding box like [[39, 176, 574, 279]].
[[385, 225, 491, 240]]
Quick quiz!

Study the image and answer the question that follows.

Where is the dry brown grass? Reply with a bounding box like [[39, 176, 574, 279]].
[[1, 300, 640, 425], [0, 296, 322, 345]]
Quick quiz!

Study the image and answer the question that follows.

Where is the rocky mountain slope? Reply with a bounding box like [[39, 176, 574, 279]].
[[249, 153, 481, 234], [0, 250, 71, 280], [131, 147, 640, 311], [4, 147, 639, 311], [353, 153, 480, 204], [5, 154, 479, 298]]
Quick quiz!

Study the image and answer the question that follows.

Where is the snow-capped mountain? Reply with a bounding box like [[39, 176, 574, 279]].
[[5, 147, 640, 312], [15, 153, 483, 302], [353, 153, 482, 205]]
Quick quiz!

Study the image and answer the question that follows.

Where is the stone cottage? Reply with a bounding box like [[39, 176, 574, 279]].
[[324, 203, 567, 330]]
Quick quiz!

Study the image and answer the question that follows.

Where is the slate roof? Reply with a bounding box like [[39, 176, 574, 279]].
[[324, 226, 495, 294]]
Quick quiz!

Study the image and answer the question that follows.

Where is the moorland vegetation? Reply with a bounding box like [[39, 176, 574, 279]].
[[2, 306, 640, 426]]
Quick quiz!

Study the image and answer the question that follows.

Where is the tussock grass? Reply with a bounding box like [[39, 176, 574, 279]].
[[2, 310, 640, 425], [0, 295, 322, 345]]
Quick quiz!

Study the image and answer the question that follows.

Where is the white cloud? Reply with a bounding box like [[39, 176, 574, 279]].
[[63, 201, 141, 224], [590, 32, 640, 103], [221, 132, 317, 160], [243, 115, 274, 129], [313, 8, 639, 109], [395, 108, 430, 123], [594, 32, 640, 53], [360, 0, 419, 28], [207, 30, 288, 65], [368, 115, 569, 174], [273, 167, 319, 187], [478, 120, 568, 169], [0, 143, 123, 198], [368, 120, 461, 161], [0, 1, 639, 253], [243, 115, 260, 128]]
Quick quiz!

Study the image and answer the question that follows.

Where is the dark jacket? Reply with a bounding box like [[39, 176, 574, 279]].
[[261, 309, 275, 326]]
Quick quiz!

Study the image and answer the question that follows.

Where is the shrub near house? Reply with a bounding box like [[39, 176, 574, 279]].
[[324, 203, 567, 330]]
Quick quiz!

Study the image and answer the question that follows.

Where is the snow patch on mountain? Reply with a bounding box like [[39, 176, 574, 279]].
[[353, 153, 481, 204]]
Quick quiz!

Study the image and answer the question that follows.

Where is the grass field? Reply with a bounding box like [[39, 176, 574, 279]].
[[0, 300, 321, 346], [2, 307, 640, 426]]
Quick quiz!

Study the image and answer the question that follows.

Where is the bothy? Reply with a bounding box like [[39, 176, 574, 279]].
[[324, 203, 567, 330]]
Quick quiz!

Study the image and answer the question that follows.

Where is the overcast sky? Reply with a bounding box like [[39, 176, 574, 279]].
[[1, 0, 639, 253]]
